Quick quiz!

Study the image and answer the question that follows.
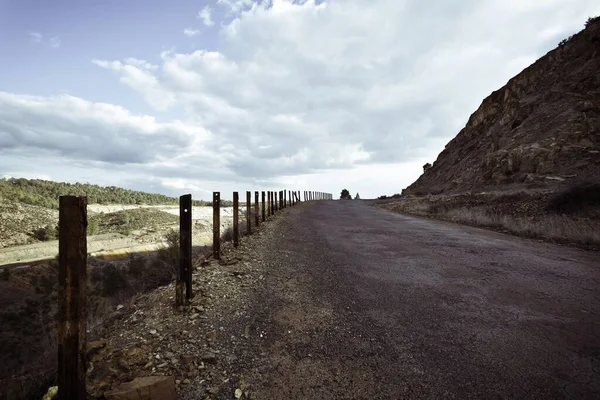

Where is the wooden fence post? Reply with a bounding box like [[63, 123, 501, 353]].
[[213, 192, 220, 259], [268, 192, 272, 216], [255, 191, 259, 227], [233, 192, 239, 247], [261, 191, 266, 222], [180, 194, 192, 302], [246, 191, 252, 235], [58, 195, 87, 400]]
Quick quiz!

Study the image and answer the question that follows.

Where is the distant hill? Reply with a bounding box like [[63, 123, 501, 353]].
[[404, 16, 600, 195], [0, 177, 208, 209]]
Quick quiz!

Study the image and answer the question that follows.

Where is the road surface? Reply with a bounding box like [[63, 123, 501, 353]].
[[234, 200, 600, 399]]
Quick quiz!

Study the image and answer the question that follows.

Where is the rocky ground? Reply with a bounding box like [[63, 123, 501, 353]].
[[85, 211, 280, 399]]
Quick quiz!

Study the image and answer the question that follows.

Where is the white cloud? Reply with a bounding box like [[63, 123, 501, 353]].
[[184, 28, 202, 37], [8, 0, 600, 198], [198, 5, 214, 26], [217, 0, 255, 16], [49, 36, 61, 48], [29, 32, 42, 43]]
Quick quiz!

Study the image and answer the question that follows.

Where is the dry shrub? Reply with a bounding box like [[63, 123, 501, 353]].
[[547, 181, 600, 215], [221, 225, 234, 242], [445, 208, 600, 246]]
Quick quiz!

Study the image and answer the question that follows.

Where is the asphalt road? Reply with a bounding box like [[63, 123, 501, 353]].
[[238, 200, 600, 399]]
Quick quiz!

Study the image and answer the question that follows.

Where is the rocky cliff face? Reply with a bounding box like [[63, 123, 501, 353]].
[[404, 17, 600, 195]]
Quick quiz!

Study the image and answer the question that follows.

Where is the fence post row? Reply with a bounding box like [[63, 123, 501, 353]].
[[58, 195, 88, 400], [213, 192, 220, 259], [255, 191, 260, 227], [180, 194, 192, 301], [233, 192, 239, 247]]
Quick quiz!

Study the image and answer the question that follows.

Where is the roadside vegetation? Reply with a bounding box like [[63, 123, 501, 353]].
[[0, 177, 211, 209], [88, 208, 179, 236], [380, 181, 600, 248]]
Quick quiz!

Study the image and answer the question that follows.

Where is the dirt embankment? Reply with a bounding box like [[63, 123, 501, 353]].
[[379, 182, 600, 249], [0, 205, 237, 267]]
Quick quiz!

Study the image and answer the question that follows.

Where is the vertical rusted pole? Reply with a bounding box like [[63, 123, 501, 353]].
[[275, 192, 279, 212], [255, 191, 259, 227], [268, 192, 272, 216], [261, 191, 266, 222], [180, 194, 192, 301], [233, 192, 239, 247], [246, 191, 252, 235], [284, 190, 287, 208], [58, 195, 87, 400], [213, 192, 220, 259]]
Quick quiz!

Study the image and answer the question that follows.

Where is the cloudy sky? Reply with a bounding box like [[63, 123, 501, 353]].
[[0, 0, 598, 200]]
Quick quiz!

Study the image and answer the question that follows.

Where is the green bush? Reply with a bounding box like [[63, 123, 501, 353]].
[[32, 224, 58, 241]]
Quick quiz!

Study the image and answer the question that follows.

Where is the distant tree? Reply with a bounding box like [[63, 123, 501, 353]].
[[340, 189, 351, 200], [423, 163, 432, 172], [585, 16, 598, 27], [354, 193, 361, 200]]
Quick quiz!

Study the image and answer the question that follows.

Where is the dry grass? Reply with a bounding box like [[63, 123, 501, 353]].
[[444, 208, 600, 246], [381, 185, 600, 248]]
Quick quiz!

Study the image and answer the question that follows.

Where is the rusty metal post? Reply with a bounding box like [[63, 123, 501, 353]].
[[179, 194, 192, 301], [58, 195, 87, 400], [268, 191, 272, 216], [213, 192, 220, 259], [284, 190, 287, 208], [275, 192, 278, 212], [255, 191, 259, 227], [261, 191, 266, 222], [246, 191, 252, 235], [233, 192, 239, 247]]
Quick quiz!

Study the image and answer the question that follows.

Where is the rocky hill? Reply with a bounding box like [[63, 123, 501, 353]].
[[404, 17, 600, 195]]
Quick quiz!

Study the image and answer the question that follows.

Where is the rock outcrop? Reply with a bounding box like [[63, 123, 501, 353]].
[[404, 17, 600, 195]]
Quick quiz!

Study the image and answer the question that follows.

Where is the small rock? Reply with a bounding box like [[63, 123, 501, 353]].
[[189, 313, 200, 320], [117, 358, 131, 372], [175, 379, 181, 385], [182, 378, 191, 385], [205, 330, 217, 342], [150, 329, 158, 336], [116, 304, 124, 311], [207, 387, 219, 395], [165, 352, 175, 358], [157, 362, 168, 368], [86, 340, 107, 357], [235, 388, 243, 399], [201, 353, 218, 364], [181, 354, 195, 364], [104, 376, 176, 400]]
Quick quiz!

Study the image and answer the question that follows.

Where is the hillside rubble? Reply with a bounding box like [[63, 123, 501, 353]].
[[84, 218, 278, 400]]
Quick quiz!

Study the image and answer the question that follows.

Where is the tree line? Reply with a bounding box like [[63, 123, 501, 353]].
[[0, 177, 215, 209]]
